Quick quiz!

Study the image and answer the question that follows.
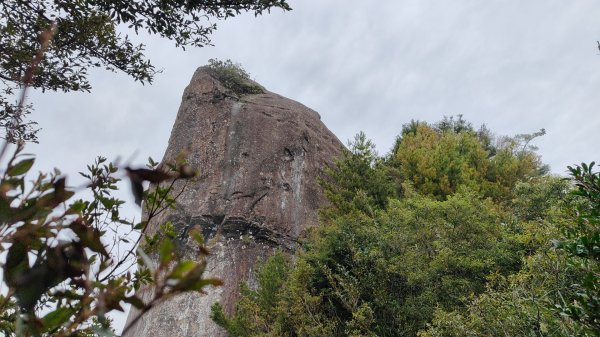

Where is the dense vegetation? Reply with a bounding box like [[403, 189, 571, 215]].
[[212, 116, 599, 336], [206, 59, 265, 96]]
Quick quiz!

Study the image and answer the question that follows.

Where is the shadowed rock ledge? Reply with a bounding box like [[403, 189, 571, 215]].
[[123, 67, 343, 337]]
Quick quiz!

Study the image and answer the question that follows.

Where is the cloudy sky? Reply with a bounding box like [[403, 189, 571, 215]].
[[22, 0, 600, 329], [29, 1, 600, 177]]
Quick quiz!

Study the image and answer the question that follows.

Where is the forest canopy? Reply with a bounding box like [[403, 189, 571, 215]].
[[212, 116, 599, 337]]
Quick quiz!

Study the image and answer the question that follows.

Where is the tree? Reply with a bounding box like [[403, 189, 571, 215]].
[[209, 119, 592, 337], [0, 27, 222, 335], [320, 131, 397, 218], [422, 166, 597, 337], [421, 251, 583, 337], [391, 119, 546, 201], [0, 0, 291, 142], [555, 162, 600, 333], [212, 188, 535, 337], [211, 121, 562, 337]]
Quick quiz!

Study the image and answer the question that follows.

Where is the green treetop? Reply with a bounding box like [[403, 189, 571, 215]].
[[392, 117, 546, 201]]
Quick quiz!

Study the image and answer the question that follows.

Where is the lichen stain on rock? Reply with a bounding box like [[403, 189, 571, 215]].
[[123, 66, 343, 337]]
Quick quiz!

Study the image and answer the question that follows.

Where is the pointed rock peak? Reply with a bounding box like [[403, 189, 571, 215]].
[[124, 64, 342, 337], [190, 59, 266, 97]]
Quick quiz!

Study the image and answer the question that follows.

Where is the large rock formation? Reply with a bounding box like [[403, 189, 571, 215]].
[[123, 66, 343, 336]]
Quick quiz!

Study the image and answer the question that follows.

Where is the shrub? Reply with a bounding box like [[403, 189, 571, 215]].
[[206, 59, 265, 96]]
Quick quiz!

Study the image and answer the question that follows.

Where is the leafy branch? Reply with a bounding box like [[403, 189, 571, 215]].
[[0, 23, 220, 337]]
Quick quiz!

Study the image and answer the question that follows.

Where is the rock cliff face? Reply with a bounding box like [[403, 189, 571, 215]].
[[123, 67, 343, 337]]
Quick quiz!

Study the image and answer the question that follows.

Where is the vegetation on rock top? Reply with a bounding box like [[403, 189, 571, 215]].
[[206, 59, 265, 96]]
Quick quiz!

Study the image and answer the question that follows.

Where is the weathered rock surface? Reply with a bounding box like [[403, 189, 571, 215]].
[[123, 67, 343, 337]]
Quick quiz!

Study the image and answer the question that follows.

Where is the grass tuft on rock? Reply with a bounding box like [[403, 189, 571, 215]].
[[207, 59, 265, 95]]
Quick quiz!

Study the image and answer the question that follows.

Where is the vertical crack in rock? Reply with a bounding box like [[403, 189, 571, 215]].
[[123, 66, 343, 337]]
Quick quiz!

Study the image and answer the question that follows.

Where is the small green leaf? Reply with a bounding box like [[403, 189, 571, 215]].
[[5, 241, 28, 287], [7, 158, 35, 176], [134, 221, 148, 230], [70, 220, 108, 256], [0, 195, 12, 220], [124, 295, 146, 309], [168, 260, 196, 280], [69, 200, 87, 213], [42, 307, 74, 332], [188, 278, 223, 291], [189, 228, 204, 245], [159, 239, 174, 266]]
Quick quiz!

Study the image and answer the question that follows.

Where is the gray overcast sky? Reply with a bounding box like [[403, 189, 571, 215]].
[[29, 0, 600, 177], [22, 0, 600, 331]]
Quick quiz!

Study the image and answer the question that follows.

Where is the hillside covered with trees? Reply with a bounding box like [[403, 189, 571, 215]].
[[212, 116, 599, 337]]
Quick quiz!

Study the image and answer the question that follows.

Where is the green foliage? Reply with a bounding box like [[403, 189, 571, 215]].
[[554, 162, 600, 333], [206, 59, 265, 96], [213, 118, 589, 337], [511, 176, 570, 221], [394, 123, 488, 198], [392, 118, 546, 201], [0, 145, 221, 337], [0, 3, 288, 334], [213, 189, 531, 336], [421, 251, 582, 337], [0, 94, 37, 143], [211, 252, 291, 336], [0, 296, 17, 336], [0, 0, 290, 92], [0, 0, 290, 142], [320, 132, 397, 218], [422, 163, 600, 337]]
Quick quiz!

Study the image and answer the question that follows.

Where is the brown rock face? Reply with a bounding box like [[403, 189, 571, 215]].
[[123, 67, 343, 336]]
